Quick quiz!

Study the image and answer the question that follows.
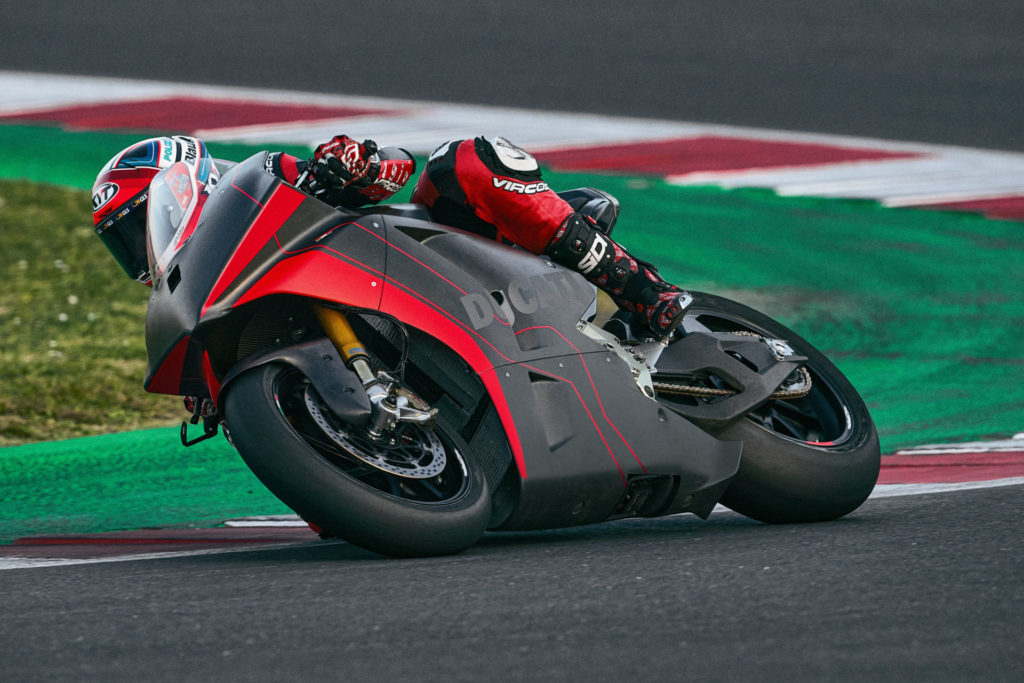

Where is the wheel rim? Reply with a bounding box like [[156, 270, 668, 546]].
[[272, 369, 470, 504], [744, 372, 854, 446]]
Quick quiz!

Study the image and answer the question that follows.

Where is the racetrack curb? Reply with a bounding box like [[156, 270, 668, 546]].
[[3, 69, 1024, 220]]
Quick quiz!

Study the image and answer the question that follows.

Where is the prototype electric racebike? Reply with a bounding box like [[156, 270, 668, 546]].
[[142, 153, 880, 557]]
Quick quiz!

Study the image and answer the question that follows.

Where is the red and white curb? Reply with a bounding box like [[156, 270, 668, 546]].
[[874, 434, 1024, 496], [3, 70, 1024, 220]]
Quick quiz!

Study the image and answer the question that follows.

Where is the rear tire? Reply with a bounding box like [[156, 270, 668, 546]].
[[666, 292, 880, 523], [223, 363, 491, 557]]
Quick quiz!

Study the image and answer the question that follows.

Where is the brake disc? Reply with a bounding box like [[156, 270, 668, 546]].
[[304, 387, 446, 479]]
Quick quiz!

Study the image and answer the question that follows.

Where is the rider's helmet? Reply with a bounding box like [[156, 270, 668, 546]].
[[92, 135, 217, 283]]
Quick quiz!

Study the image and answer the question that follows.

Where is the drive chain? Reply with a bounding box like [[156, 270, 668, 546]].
[[652, 366, 812, 400], [650, 331, 812, 400]]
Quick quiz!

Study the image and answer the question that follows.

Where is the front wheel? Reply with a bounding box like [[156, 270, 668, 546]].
[[223, 363, 491, 557], [661, 292, 880, 523]]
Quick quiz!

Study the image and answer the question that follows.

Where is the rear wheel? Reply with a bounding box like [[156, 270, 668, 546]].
[[658, 292, 880, 523], [223, 363, 491, 557]]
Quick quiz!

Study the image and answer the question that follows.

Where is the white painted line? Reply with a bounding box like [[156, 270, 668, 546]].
[[223, 474, 1024, 529], [670, 152, 1024, 206], [0, 539, 342, 571], [895, 435, 1024, 454], [224, 519, 308, 528], [704, 477, 1024, 516]]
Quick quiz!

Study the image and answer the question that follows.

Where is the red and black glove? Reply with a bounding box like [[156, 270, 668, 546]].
[[308, 135, 378, 192], [303, 135, 415, 207]]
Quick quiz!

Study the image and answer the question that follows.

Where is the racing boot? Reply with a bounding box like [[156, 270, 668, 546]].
[[545, 213, 690, 338]]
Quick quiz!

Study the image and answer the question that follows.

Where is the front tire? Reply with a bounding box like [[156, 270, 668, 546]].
[[664, 292, 880, 523], [223, 363, 491, 557]]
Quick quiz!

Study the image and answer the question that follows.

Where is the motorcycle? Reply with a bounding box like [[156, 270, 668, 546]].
[[143, 152, 880, 557]]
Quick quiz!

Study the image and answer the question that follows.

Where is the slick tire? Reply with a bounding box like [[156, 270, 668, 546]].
[[688, 292, 881, 523], [223, 363, 491, 558]]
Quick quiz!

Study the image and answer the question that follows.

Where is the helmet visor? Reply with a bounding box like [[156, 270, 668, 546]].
[[95, 189, 151, 283]]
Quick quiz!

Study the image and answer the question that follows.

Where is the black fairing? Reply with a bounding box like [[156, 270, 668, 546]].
[[144, 153, 743, 531], [331, 211, 741, 529], [144, 153, 276, 394]]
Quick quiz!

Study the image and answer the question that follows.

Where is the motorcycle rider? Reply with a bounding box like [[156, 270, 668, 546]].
[[409, 136, 690, 337], [93, 134, 689, 336]]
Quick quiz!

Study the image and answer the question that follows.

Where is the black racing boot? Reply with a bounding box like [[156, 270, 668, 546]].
[[546, 213, 690, 338]]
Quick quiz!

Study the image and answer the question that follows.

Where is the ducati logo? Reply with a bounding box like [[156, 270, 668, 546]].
[[576, 234, 608, 274], [92, 182, 118, 211], [460, 271, 591, 330]]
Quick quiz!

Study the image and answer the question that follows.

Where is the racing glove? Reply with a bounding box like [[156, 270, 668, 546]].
[[303, 135, 415, 207]]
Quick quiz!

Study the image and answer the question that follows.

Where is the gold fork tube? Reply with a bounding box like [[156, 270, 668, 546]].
[[314, 304, 374, 383]]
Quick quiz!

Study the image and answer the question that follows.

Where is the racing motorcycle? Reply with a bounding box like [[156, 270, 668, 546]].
[[144, 152, 880, 557]]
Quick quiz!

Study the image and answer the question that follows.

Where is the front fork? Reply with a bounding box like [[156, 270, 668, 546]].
[[313, 304, 437, 441]]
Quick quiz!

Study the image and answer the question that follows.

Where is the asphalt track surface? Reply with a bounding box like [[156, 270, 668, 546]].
[[2, 3, 1022, 680], [2, 488, 1021, 681]]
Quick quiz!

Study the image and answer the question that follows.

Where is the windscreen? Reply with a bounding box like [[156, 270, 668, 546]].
[[146, 161, 199, 277]]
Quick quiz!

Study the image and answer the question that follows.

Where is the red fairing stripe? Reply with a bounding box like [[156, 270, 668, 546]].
[[217, 218, 527, 471], [203, 184, 306, 315], [146, 335, 191, 395], [317, 220, 530, 475], [378, 282, 500, 383], [517, 357, 627, 485], [232, 249, 384, 311], [370, 228, 630, 481], [348, 220, 470, 295]]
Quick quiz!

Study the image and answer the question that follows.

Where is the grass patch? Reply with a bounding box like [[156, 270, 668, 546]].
[[0, 180, 183, 444]]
